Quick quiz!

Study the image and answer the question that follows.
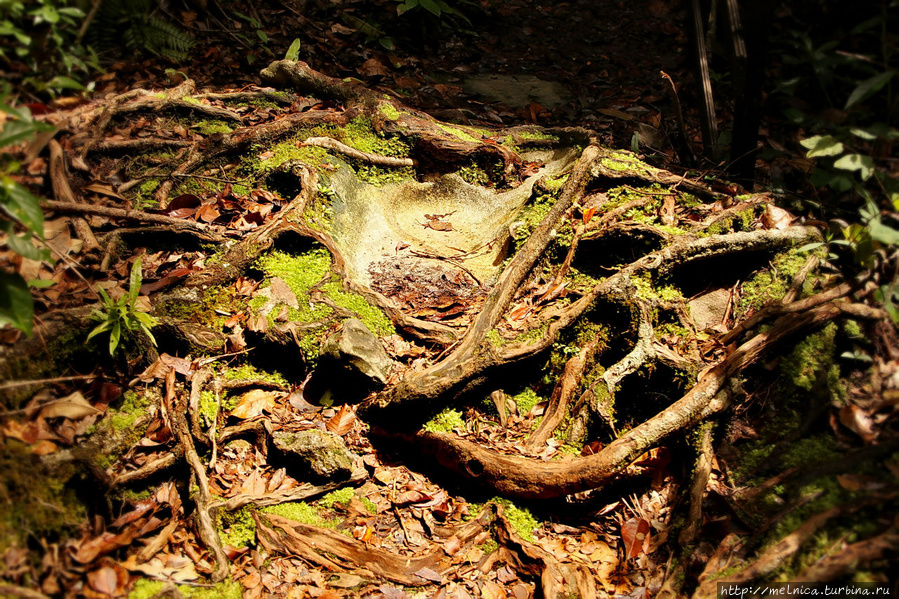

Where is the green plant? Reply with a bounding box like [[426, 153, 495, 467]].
[[89, 0, 193, 62], [0, 89, 55, 335], [0, 0, 96, 94], [87, 259, 158, 355]]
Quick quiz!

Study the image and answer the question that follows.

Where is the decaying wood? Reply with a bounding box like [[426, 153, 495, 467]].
[[48, 139, 99, 251], [42, 200, 214, 232], [678, 422, 714, 546]]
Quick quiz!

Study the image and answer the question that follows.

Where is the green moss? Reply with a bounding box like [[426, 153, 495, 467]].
[[218, 506, 256, 548], [378, 103, 401, 120], [360, 496, 378, 514], [599, 150, 651, 176], [490, 498, 540, 543], [129, 578, 242, 599], [458, 163, 491, 186], [194, 120, 234, 135], [0, 443, 86, 553], [255, 248, 335, 325], [354, 164, 415, 186], [261, 501, 340, 529], [423, 408, 466, 433], [511, 388, 541, 415], [222, 364, 288, 387], [517, 129, 559, 142], [437, 123, 481, 144], [343, 116, 411, 157], [486, 329, 504, 347], [781, 323, 841, 394], [319, 487, 355, 508], [321, 280, 395, 336]]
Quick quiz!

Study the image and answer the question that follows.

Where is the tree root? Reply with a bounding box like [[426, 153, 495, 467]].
[[255, 506, 492, 586], [301, 136, 417, 167], [48, 139, 99, 251], [164, 369, 230, 582], [391, 301, 844, 499]]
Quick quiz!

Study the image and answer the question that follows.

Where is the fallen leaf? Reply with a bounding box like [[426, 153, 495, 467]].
[[326, 403, 356, 436], [762, 204, 791, 230], [582, 206, 597, 225], [412, 566, 442, 584], [660, 195, 676, 226], [839, 404, 876, 443], [39, 392, 100, 420], [481, 580, 507, 599], [230, 389, 278, 419], [87, 565, 123, 596], [621, 517, 651, 560]]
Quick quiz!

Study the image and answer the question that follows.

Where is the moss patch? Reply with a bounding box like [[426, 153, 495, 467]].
[[491, 497, 540, 543], [423, 408, 466, 433], [320, 280, 395, 337], [129, 578, 243, 599], [218, 506, 256, 548]]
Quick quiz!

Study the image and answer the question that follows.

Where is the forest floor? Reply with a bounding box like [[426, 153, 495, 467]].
[[1, 1, 897, 599]]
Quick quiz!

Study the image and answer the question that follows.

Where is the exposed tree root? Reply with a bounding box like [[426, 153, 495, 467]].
[[391, 301, 844, 499]]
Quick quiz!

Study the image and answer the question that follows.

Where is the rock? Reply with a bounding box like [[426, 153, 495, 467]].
[[272, 429, 359, 479], [689, 288, 732, 331], [321, 318, 393, 385]]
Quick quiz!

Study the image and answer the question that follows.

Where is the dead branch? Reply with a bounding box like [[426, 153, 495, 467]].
[[165, 369, 229, 582], [791, 528, 899, 583], [691, 507, 843, 598], [256, 508, 491, 586], [678, 421, 714, 546], [41, 200, 215, 232], [110, 453, 179, 488], [210, 468, 367, 512], [260, 59, 381, 105], [527, 335, 600, 448], [86, 138, 194, 154], [48, 139, 100, 251], [301, 137, 417, 167]]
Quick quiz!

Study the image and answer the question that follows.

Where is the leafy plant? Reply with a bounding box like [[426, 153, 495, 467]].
[[0, 88, 54, 335], [0, 0, 97, 94], [89, 0, 193, 63], [87, 259, 158, 355]]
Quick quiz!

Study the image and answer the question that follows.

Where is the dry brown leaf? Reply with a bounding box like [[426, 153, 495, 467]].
[[326, 403, 356, 436], [762, 204, 792, 230], [39, 391, 100, 421], [621, 517, 651, 560], [481, 580, 507, 599], [230, 389, 278, 419]]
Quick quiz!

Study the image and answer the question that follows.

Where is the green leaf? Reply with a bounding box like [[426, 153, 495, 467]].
[[850, 127, 878, 141], [833, 153, 874, 179], [284, 38, 301, 61], [109, 320, 121, 355], [3, 229, 50, 262], [868, 220, 899, 245], [845, 71, 894, 109], [27, 279, 55, 288], [1, 177, 44, 235], [86, 320, 112, 342], [800, 135, 844, 158], [0, 119, 37, 149], [419, 0, 442, 16], [0, 271, 33, 335], [46, 76, 85, 91], [378, 37, 395, 50], [256, 29, 268, 43], [797, 242, 824, 253]]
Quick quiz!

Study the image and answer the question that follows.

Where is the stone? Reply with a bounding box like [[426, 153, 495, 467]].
[[272, 428, 359, 479], [689, 287, 732, 331], [321, 318, 393, 385]]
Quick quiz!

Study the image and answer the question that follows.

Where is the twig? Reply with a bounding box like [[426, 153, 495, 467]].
[[165, 369, 230, 582], [0, 374, 97, 391], [49, 139, 100, 251], [301, 137, 417, 167], [42, 200, 213, 231]]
